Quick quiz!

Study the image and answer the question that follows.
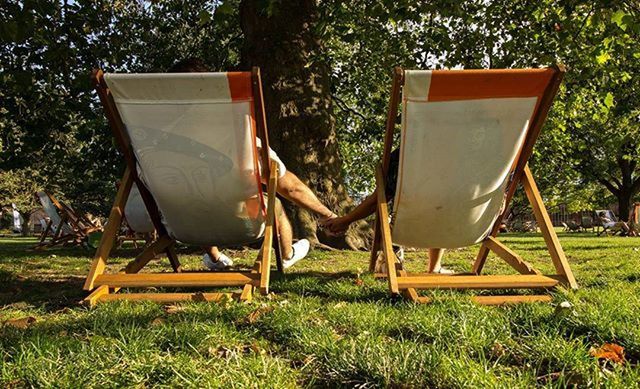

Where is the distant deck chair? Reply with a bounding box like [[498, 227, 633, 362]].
[[34, 191, 101, 249], [596, 209, 622, 236], [372, 66, 577, 305], [580, 215, 595, 232], [85, 68, 282, 305]]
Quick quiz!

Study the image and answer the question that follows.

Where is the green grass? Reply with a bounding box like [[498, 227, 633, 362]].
[[1, 232, 640, 387]]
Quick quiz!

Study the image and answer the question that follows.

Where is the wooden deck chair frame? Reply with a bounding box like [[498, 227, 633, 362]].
[[370, 66, 577, 305], [84, 67, 283, 305], [34, 191, 101, 250]]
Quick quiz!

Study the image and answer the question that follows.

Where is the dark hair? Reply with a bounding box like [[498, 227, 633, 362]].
[[168, 58, 211, 73]]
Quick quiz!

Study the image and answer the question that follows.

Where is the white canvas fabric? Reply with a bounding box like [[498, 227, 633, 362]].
[[124, 184, 155, 234], [391, 70, 546, 248], [105, 73, 265, 246], [11, 203, 22, 232], [36, 191, 71, 234]]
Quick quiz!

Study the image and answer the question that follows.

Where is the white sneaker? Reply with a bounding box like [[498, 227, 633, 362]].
[[203, 252, 234, 271], [283, 239, 310, 269], [432, 266, 454, 274], [374, 249, 403, 274]]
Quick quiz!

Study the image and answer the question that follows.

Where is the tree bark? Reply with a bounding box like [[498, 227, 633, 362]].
[[239, 0, 369, 249]]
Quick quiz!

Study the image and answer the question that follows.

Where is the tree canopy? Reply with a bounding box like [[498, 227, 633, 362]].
[[1, 0, 638, 224]]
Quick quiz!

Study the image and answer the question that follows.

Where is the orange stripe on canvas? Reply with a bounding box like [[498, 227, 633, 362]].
[[227, 72, 253, 101], [427, 68, 555, 101]]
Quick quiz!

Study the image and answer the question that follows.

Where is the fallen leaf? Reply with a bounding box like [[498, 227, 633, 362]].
[[55, 307, 73, 315], [245, 305, 274, 324], [150, 317, 166, 326], [250, 342, 266, 355], [3, 316, 37, 329], [163, 304, 186, 314], [491, 342, 506, 358], [590, 343, 625, 364], [354, 278, 364, 286]]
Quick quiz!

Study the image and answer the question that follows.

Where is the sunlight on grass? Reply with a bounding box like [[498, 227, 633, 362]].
[[1, 233, 640, 386]]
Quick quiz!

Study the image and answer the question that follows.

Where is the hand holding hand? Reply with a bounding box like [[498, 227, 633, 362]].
[[321, 216, 350, 236]]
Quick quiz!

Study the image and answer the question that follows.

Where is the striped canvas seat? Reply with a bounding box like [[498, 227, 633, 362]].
[[104, 72, 266, 246], [392, 69, 555, 248], [373, 66, 577, 304]]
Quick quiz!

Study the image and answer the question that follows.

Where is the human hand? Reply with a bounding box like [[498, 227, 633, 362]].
[[321, 216, 350, 236]]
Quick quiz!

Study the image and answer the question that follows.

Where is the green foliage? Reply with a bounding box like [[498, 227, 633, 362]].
[[1, 0, 638, 216], [0, 0, 241, 214], [322, 0, 639, 212]]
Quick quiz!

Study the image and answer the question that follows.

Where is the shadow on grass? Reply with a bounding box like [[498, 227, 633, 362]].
[[0, 269, 86, 311]]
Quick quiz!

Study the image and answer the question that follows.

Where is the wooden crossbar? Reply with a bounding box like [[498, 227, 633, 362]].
[[415, 295, 553, 305], [396, 274, 560, 290], [94, 273, 260, 288], [483, 236, 539, 275], [99, 292, 241, 303]]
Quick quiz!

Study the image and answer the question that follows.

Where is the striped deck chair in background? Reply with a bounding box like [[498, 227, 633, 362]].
[[85, 68, 282, 305], [34, 191, 101, 249], [372, 66, 577, 305]]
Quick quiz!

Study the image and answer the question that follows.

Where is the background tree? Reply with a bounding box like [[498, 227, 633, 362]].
[[2, 0, 638, 239], [239, 0, 368, 248]]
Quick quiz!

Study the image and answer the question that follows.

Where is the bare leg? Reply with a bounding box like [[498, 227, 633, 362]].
[[275, 199, 294, 259], [427, 248, 445, 273], [203, 246, 222, 261]]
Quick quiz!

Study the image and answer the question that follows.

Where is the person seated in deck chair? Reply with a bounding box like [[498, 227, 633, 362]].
[[323, 149, 453, 274], [167, 58, 337, 270], [598, 211, 631, 236]]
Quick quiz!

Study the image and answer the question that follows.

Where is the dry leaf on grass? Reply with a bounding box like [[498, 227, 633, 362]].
[[490, 342, 506, 358], [3, 316, 37, 329], [150, 317, 166, 326], [163, 304, 186, 314], [590, 343, 625, 364], [354, 278, 364, 286], [245, 305, 274, 324]]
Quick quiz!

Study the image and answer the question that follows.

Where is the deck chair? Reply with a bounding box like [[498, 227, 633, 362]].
[[371, 66, 577, 305], [596, 209, 622, 236], [84, 67, 282, 305], [580, 215, 595, 233], [34, 191, 101, 249]]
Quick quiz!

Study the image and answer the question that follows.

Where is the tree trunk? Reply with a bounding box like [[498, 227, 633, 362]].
[[617, 190, 632, 222], [239, 0, 369, 249]]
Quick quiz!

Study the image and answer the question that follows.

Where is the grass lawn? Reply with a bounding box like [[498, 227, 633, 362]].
[[1, 232, 640, 387]]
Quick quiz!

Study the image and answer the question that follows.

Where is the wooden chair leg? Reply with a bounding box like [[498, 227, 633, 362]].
[[369, 221, 381, 272], [166, 245, 182, 273], [84, 167, 133, 290], [259, 161, 278, 294], [522, 164, 577, 289], [375, 164, 399, 294], [124, 235, 174, 274]]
